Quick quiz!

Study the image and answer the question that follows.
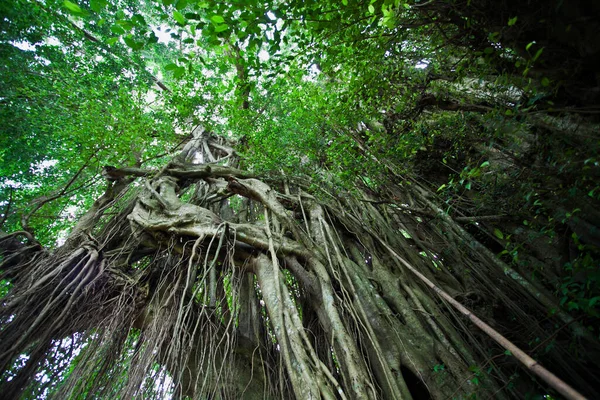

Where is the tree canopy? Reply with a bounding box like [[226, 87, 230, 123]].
[[1, 0, 599, 399]]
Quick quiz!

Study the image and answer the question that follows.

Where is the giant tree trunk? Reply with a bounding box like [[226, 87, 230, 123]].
[[0, 130, 597, 399]]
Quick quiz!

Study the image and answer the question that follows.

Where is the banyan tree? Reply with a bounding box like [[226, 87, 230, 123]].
[[2, 0, 600, 398], [0, 126, 597, 399]]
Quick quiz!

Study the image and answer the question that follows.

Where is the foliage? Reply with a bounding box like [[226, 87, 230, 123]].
[[0, 0, 181, 243]]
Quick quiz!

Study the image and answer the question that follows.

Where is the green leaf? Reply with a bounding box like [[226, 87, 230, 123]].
[[480, 161, 490, 168], [494, 229, 504, 240], [504, 349, 512, 356], [175, 0, 188, 10], [342, 0, 348, 5], [106, 37, 119, 45], [210, 15, 225, 24], [384, 16, 396, 29], [123, 36, 144, 50], [123, 36, 135, 48], [560, 296, 568, 306], [541, 77, 550, 87], [116, 20, 134, 30], [63, 0, 82, 13], [185, 13, 201, 20], [532, 47, 544, 62], [132, 14, 147, 26], [488, 31, 500, 42], [214, 24, 228, 32], [173, 11, 186, 25], [90, 0, 107, 12], [173, 66, 186, 78], [164, 63, 178, 71], [589, 297, 600, 308], [110, 25, 126, 35], [147, 32, 159, 44], [368, 4, 375, 14], [508, 16, 517, 26], [436, 183, 447, 192]]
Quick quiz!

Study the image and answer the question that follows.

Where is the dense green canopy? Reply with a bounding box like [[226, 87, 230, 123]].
[[1, 0, 599, 399]]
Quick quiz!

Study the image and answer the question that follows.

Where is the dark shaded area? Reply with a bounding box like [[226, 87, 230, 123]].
[[401, 365, 432, 400], [422, 0, 600, 106]]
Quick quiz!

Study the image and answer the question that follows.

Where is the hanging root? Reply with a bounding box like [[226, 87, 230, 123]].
[[1, 132, 597, 399]]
